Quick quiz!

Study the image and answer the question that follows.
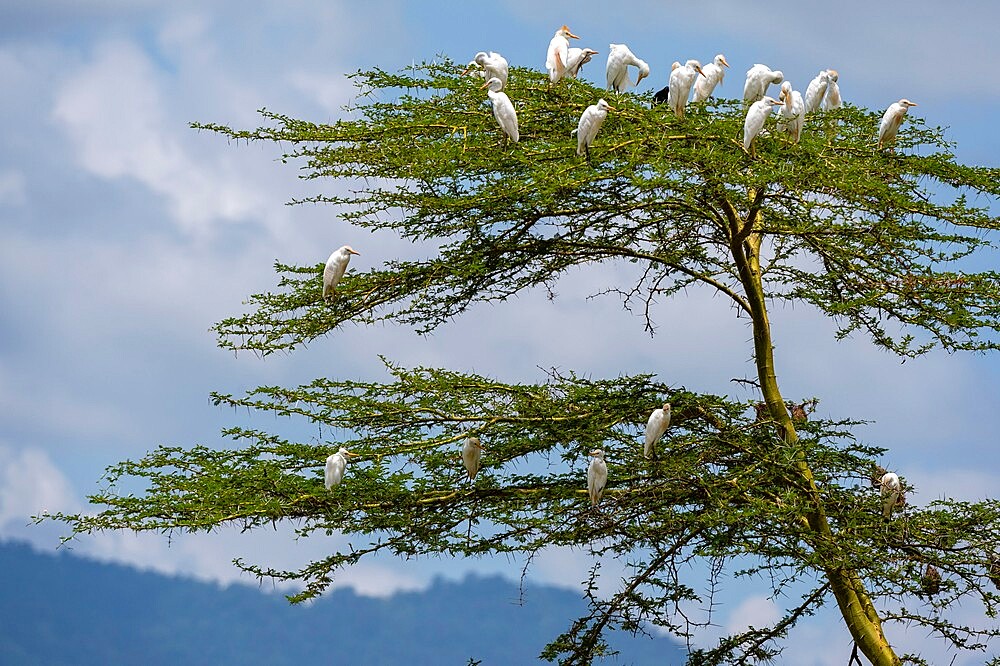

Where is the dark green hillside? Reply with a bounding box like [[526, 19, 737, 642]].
[[0, 540, 685, 664]]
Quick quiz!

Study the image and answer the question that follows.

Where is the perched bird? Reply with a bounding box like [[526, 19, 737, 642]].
[[652, 62, 681, 105], [692, 53, 729, 102], [606, 43, 650, 93], [787, 399, 810, 422], [878, 99, 917, 149], [325, 447, 357, 489], [823, 69, 842, 110], [988, 554, 1000, 591], [870, 465, 888, 489], [481, 77, 519, 143], [777, 80, 805, 143], [323, 245, 361, 300], [880, 471, 902, 519], [803, 69, 831, 114], [565, 47, 599, 78], [587, 449, 608, 507], [574, 98, 614, 157], [920, 563, 942, 597], [668, 59, 705, 118], [462, 51, 509, 88], [461, 436, 483, 481], [744, 64, 783, 104], [546, 25, 581, 83], [743, 96, 782, 153], [644, 402, 671, 459]]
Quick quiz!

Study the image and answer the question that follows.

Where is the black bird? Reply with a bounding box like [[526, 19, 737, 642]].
[[653, 85, 669, 104]]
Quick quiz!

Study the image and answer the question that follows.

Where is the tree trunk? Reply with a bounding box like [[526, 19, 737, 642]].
[[727, 193, 901, 666]]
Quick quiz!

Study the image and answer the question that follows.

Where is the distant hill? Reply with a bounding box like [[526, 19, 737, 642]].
[[0, 540, 686, 664]]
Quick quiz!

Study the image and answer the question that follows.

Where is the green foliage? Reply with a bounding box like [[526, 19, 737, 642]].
[[50, 59, 1000, 664], [199, 60, 1000, 357]]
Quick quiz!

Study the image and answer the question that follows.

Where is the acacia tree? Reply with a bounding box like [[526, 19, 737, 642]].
[[49, 62, 1000, 665]]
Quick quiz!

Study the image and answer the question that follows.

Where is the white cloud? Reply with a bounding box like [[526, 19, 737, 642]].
[[725, 594, 780, 635], [0, 445, 80, 529], [330, 562, 428, 597], [288, 70, 357, 116], [59, 526, 430, 598], [51, 39, 270, 237]]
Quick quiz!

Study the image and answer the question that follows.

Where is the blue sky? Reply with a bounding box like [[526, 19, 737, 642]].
[[1, 2, 998, 663]]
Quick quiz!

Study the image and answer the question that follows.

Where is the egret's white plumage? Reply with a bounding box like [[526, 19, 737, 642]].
[[823, 70, 842, 110], [546, 25, 581, 83], [644, 402, 671, 459], [778, 81, 805, 143], [667, 59, 704, 118], [803, 69, 831, 114], [743, 64, 783, 104], [574, 98, 614, 157], [565, 47, 599, 78], [587, 449, 608, 507], [606, 43, 649, 93], [323, 245, 361, 300], [692, 54, 729, 103], [880, 472, 901, 519], [878, 98, 917, 149], [481, 77, 519, 143], [462, 436, 483, 481], [743, 96, 782, 152], [652, 62, 681, 105], [325, 447, 357, 489], [463, 51, 509, 88]]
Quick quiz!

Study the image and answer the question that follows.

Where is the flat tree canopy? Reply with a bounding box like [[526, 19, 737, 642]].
[[48, 61, 1000, 665]]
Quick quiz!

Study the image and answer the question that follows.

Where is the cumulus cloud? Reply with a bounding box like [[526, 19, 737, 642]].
[[0, 445, 80, 530], [725, 594, 780, 635], [57, 525, 430, 598], [288, 70, 357, 116], [52, 39, 270, 237]]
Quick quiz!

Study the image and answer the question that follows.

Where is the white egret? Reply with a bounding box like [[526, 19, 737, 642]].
[[667, 59, 704, 118], [880, 471, 901, 519], [803, 69, 830, 114], [481, 77, 519, 143], [692, 53, 729, 103], [777, 80, 805, 143], [644, 402, 671, 459], [565, 47, 599, 79], [546, 25, 581, 83], [606, 43, 650, 93], [574, 98, 614, 158], [652, 62, 680, 105], [878, 98, 917, 150], [323, 245, 361, 300], [743, 64, 783, 104], [462, 436, 483, 481], [823, 69, 842, 110], [743, 96, 782, 153], [463, 51, 509, 89], [587, 449, 608, 507], [325, 447, 358, 489]]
